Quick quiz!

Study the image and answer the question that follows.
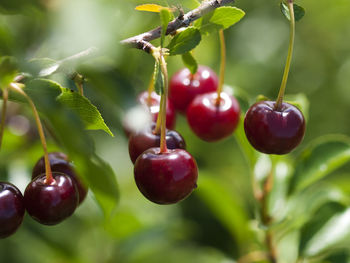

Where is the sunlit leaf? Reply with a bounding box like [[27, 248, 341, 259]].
[[0, 56, 18, 88], [209, 7, 245, 29], [167, 27, 201, 55], [135, 4, 171, 13], [160, 8, 172, 47]]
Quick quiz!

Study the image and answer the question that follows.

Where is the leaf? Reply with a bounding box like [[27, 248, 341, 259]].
[[160, 8, 172, 47], [195, 173, 253, 248], [285, 93, 309, 121], [153, 61, 163, 95], [182, 0, 200, 9], [209, 7, 245, 30], [288, 135, 350, 194], [303, 207, 350, 257], [280, 2, 305, 22], [135, 4, 171, 13], [0, 56, 18, 88], [181, 52, 198, 75], [57, 88, 114, 136], [167, 27, 201, 55]]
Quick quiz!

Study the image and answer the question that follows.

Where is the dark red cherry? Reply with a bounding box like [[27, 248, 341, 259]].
[[169, 65, 218, 113], [24, 173, 79, 225], [128, 125, 186, 163], [244, 101, 305, 154], [186, 92, 240, 141], [134, 148, 198, 204], [32, 152, 87, 204], [0, 182, 25, 238], [138, 91, 176, 130]]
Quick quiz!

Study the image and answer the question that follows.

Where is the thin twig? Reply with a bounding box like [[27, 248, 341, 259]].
[[121, 0, 235, 52]]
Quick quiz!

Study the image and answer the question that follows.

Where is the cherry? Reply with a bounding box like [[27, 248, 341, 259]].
[[134, 148, 198, 204], [0, 182, 25, 238], [186, 92, 240, 141], [128, 125, 186, 163], [32, 152, 87, 204], [244, 101, 305, 154], [169, 65, 218, 113], [24, 172, 79, 225], [138, 91, 176, 130]]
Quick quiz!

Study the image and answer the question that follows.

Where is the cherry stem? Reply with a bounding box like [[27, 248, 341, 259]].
[[159, 54, 168, 153], [216, 29, 226, 106], [275, 0, 295, 110], [0, 88, 9, 150], [147, 76, 154, 106], [9, 83, 54, 184]]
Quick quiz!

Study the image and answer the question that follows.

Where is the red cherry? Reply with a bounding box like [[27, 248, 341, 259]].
[[24, 173, 79, 225], [128, 125, 186, 164], [138, 91, 176, 130], [32, 152, 87, 204], [134, 148, 198, 204], [0, 182, 25, 238], [244, 101, 305, 154], [186, 92, 240, 141], [169, 65, 218, 113]]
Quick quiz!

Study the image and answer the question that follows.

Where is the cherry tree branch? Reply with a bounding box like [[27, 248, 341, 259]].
[[120, 0, 235, 53]]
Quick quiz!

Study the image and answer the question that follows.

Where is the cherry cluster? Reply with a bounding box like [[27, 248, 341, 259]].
[[0, 152, 87, 239]]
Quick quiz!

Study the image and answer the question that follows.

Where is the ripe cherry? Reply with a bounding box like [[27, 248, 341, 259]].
[[128, 125, 186, 163], [134, 148, 198, 204], [0, 182, 25, 238], [186, 92, 240, 141], [169, 65, 218, 113], [244, 101, 305, 154], [138, 91, 176, 130], [24, 173, 79, 225], [32, 152, 87, 204]]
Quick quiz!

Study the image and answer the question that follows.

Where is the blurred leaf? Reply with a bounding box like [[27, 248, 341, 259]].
[[289, 135, 350, 194], [167, 27, 201, 55], [0, 56, 18, 88], [209, 7, 245, 29], [280, 2, 305, 22], [160, 8, 172, 47], [285, 93, 310, 121], [182, 0, 200, 9], [153, 61, 163, 95], [181, 52, 198, 75], [195, 174, 252, 249], [303, 207, 350, 257], [57, 89, 113, 136], [135, 4, 171, 13], [224, 84, 250, 112], [276, 230, 300, 263]]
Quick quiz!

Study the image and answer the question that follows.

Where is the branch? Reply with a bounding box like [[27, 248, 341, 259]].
[[120, 0, 235, 53]]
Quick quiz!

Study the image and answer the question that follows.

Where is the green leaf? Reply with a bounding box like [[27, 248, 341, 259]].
[[0, 56, 18, 88], [303, 207, 350, 257], [285, 93, 310, 121], [182, 0, 200, 9], [195, 173, 253, 248], [280, 2, 305, 22], [289, 135, 350, 194], [167, 27, 201, 55], [57, 89, 114, 136], [160, 8, 172, 47], [181, 52, 198, 75], [209, 7, 245, 30], [153, 61, 164, 95]]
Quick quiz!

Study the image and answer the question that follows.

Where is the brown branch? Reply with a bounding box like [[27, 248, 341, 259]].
[[120, 0, 235, 53]]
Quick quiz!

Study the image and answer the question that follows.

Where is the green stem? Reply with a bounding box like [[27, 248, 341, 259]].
[[0, 88, 8, 150], [73, 73, 84, 96], [159, 54, 168, 153], [9, 83, 54, 184], [147, 76, 154, 105], [216, 29, 226, 105], [275, 0, 295, 110]]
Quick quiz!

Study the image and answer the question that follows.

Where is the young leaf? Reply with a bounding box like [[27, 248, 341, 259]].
[[209, 7, 245, 30], [181, 52, 198, 75], [167, 27, 201, 55], [135, 4, 171, 13], [57, 89, 114, 136], [0, 56, 18, 88], [289, 135, 350, 194], [160, 8, 172, 47], [182, 0, 200, 9], [280, 2, 305, 22], [153, 61, 164, 95]]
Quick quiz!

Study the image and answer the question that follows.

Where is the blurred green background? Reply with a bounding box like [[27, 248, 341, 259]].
[[1, 0, 350, 262]]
